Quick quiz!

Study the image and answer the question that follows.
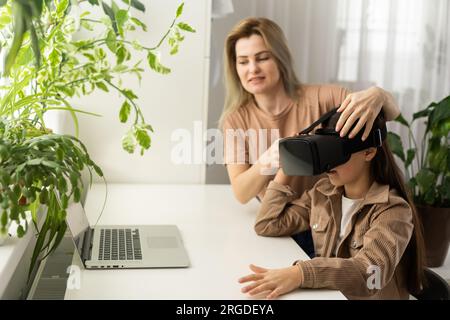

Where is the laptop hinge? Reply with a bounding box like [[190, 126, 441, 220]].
[[81, 228, 94, 262]]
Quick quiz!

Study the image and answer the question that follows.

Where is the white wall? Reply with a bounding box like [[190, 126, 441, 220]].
[[61, 0, 211, 184]]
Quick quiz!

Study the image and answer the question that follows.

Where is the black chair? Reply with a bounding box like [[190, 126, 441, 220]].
[[412, 268, 450, 300]]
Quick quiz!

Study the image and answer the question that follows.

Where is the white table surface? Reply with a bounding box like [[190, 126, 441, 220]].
[[64, 183, 345, 300]]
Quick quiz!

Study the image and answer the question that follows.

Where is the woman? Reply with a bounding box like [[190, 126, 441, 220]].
[[238, 112, 426, 299], [220, 17, 401, 205]]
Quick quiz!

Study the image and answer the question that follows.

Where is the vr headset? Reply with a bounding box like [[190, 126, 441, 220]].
[[279, 108, 387, 176]]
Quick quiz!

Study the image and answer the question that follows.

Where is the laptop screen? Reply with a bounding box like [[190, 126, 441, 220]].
[[66, 202, 91, 258]]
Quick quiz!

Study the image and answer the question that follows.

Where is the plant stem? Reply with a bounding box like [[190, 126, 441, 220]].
[[104, 79, 145, 124]]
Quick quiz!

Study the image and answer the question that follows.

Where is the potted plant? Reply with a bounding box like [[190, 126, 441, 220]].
[[0, 0, 194, 280], [387, 95, 450, 267]]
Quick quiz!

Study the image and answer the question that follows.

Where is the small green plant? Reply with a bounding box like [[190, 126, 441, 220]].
[[387, 95, 450, 207], [0, 119, 104, 275]]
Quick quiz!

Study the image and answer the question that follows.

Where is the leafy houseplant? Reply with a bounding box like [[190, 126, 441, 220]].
[[387, 95, 450, 267], [0, 0, 195, 280]]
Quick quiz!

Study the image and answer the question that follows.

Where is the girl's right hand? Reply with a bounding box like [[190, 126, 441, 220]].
[[238, 264, 303, 299]]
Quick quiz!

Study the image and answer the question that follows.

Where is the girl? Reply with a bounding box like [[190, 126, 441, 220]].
[[238, 112, 426, 300]]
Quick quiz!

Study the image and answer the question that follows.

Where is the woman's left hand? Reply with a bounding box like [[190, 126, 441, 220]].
[[335, 86, 386, 141], [238, 264, 302, 299]]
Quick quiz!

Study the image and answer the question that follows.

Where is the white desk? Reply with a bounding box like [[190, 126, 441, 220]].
[[64, 184, 345, 300]]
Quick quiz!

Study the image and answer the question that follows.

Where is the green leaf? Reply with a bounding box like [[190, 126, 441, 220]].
[[56, 0, 69, 16], [88, 0, 99, 5], [122, 130, 135, 153], [142, 124, 154, 132], [416, 168, 436, 193], [177, 22, 196, 33], [96, 81, 109, 92], [116, 44, 129, 64], [17, 225, 25, 238], [413, 108, 431, 121], [39, 189, 48, 204], [130, 17, 147, 31], [1, 210, 7, 228], [130, 0, 145, 12], [431, 119, 450, 137], [4, 6, 27, 75], [74, 188, 81, 203], [29, 23, 41, 69], [111, 0, 120, 14], [115, 9, 128, 35], [102, 1, 118, 34], [27, 158, 43, 166], [105, 30, 117, 53], [49, 48, 62, 66], [61, 193, 68, 209], [92, 163, 104, 177], [119, 101, 131, 123], [405, 148, 416, 169], [176, 2, 184, 17], [386, 132, 405, 162], [430, 96, 450, 127], [136, 126, 151, 149], [113, 64, 128, 72], [0, 0, 8, 6], [147, 51, 171, 74], [0, 14, 11, 25], [428, 147, 447, 172], [42, 160, 60, 168], [58, 177, 68, 193], [81, 20, 94, 31], [394, 113, 409, 127], [83, 53, 95, 61], [123, 89, 137, 100], [170, 44, 179, 55]]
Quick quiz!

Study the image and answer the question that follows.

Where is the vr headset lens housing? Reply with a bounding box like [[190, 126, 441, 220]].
[[279, 109, 386, 176], [280, 134, 351, 176]]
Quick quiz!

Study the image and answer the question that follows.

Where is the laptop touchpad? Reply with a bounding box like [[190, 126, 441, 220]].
[[146, 236, 179, 248]]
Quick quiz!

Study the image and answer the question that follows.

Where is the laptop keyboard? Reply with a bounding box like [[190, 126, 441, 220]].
[[98, 228, 142, 260]]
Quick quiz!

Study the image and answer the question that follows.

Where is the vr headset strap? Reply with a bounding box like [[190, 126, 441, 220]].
[[298, 108, 338, 135]]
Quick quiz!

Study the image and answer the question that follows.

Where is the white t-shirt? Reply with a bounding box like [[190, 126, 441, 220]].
[[335, 195, 362, 255]]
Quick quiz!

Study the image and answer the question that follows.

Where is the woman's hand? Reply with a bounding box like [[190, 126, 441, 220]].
[[335, 86, 399, 141], [238, 264, 303, 299]]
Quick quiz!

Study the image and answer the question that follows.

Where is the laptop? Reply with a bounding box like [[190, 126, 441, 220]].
[[66, 202, 190, 269]]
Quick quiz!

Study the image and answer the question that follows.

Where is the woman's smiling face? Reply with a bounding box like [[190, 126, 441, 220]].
[[235, 34, 282, 95]]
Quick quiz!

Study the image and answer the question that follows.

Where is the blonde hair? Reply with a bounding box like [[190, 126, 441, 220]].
[[219, 17, 302, 128]]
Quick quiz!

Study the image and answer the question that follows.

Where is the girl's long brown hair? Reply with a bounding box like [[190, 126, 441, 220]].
[[371, 140, 426, 295]]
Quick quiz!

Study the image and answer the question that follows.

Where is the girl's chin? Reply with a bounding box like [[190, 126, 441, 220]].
[[327, 173, 343, 186]]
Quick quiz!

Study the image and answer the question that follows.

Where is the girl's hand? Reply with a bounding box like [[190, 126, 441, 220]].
[[335, 86, 387, 141], [238, 264, 302, 299]]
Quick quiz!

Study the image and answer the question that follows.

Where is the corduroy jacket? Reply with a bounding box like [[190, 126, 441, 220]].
[[255, 178, 414, 299]]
